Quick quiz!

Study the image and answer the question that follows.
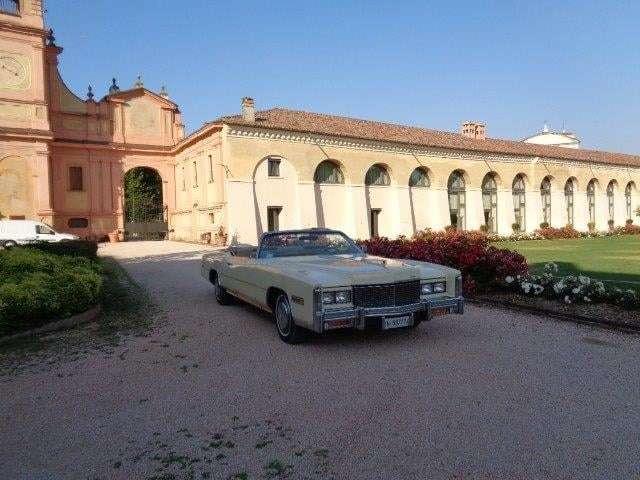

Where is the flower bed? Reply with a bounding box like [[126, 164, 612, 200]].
[[359, 230, 528, 295], [0, 248, 103, 336], [503, 262, 639, 310]]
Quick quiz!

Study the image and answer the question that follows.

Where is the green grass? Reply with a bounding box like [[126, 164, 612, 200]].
[[495, 235, 640, 291]]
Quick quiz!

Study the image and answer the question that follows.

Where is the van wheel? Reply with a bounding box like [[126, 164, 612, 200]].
[[274, 294, 308, 344], [213, 274, 233, 305], [3, 240, 17, 249]]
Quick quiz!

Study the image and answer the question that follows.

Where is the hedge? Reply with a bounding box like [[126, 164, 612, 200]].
[[360, 229, 528, 295], [22, 240, 98, 259], [0, 248, 103, 336]]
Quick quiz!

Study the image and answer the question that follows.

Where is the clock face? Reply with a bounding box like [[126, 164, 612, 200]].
[[0, 55, 29, 90]]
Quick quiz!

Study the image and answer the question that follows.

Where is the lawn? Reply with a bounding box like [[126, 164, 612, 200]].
[[495, 235, 640, 291]]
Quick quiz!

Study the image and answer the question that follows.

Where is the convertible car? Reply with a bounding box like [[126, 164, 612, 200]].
[[201, 228, 464, 343]]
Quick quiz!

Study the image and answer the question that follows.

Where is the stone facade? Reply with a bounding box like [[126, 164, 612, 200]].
[[1, 2, 638, 244]]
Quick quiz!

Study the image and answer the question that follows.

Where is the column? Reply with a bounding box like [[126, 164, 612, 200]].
[[497, 187, 514, 235], [465, 187, 483, 231], [35, 149, 54, 217]]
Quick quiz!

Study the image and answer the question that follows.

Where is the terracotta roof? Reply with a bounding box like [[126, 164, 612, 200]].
[[214, 108, 640, 168]]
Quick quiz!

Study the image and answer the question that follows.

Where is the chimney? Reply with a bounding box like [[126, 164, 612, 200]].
[[241, 97, 255, 123], [460, 121, 486, 140]]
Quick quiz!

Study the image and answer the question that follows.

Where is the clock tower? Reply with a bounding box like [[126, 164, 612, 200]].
[[0, 0, 53, 221]]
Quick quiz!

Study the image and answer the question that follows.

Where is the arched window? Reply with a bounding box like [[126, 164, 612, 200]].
[[481, 173, 498, 233], [564, 179, 575, 227], [314, 160, 344, 184], [512, 174, 526, 232], [365, 164, 390, 186], [587, 179, 597, 225], [626, 182, 635, 220], [607, 181, 616, 224], [448, 170, 466, 230], [0, 0, 20, 15], [408, 167, 430, 188], [540, 176, 552, 225]]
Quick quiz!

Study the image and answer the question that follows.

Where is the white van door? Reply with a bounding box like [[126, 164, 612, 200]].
[[35, 223, 58, 242]]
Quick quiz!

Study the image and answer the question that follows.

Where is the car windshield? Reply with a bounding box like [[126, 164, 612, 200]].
[[259, 231, 362, 258]]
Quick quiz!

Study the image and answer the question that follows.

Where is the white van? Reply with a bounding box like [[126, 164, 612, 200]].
[[0, 220, 79, 248]]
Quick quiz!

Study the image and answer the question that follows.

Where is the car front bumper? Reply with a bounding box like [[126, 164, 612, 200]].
[[315, 296, 464, 332]]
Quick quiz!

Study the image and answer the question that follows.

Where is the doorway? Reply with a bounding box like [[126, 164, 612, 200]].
[[123, 167, 167, 240]]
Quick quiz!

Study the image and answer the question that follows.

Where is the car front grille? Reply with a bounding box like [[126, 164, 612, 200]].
[[353, 280, 421, 308]]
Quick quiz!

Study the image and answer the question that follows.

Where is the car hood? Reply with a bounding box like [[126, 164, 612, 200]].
[[266, 255, 454, 287], [57, 233, 79, 240]]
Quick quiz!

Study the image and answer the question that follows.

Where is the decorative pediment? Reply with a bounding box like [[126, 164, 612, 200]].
[[103, 87, 178, 110]]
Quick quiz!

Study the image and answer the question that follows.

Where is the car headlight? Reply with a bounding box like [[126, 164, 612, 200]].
[[421, 283, 433, 294], [421, 281, 446, 295], [322, 290, 352, 305]]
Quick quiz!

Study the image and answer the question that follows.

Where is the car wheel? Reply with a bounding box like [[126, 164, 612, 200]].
[[274, 293, 307, 344], [409, 312, 426, 329], [3, 240, 17, 250], [213, 274, 233, 305]]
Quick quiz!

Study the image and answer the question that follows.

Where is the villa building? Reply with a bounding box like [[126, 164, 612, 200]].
[[0, 1, 638, 245]]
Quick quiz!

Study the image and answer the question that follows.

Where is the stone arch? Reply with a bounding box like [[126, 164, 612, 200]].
[[447, 169, 467, 230], [606, 179, 618, 225], [539, 175, 554, 226], [123, 166, 166, 240], [625, 181, 637, 220], [564, 177, 578, 226], [0, 155, 34, 220], [312, 159, 349, 230], [481, 172, 499, 233], [364, 163, 392, 186], [314, 159, 345, 184], [408, 166, 431, 188], [512, 173, 528, 232]]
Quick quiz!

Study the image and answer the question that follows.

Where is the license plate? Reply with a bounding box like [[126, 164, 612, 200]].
[[430, 307, 449, 317], [383, 315, 413, 330]]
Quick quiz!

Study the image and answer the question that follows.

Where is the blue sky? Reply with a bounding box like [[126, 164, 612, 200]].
[[47, 0, 640, 153]]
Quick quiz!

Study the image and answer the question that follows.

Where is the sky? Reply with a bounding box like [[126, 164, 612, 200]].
[[47, 0, 640, 154]]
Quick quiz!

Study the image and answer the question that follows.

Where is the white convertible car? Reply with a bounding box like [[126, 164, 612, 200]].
[[201, 228, 464, 343]]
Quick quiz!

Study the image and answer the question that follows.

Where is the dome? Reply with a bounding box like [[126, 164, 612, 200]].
[[523, 123, 581, 149]]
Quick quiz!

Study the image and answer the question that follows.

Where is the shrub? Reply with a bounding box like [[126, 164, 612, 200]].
[[626, 219, 634, 226], [534, 225, 581, 239], [22, 240, 98, 259], [359, 229, 528, 295], [0, 248, 102, 335], [504, 262, 639, 310], [539, 222, 549, 229]]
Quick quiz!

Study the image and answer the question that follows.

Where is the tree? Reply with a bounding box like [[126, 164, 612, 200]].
[[123, 168, 163, 223]]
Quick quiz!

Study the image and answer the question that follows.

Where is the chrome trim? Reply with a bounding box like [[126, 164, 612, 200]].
[[313, 287, 323, 333], [320, 296, 464, 328]]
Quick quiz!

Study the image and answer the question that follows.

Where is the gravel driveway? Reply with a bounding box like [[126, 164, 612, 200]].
[[1, 240, 640, 479]]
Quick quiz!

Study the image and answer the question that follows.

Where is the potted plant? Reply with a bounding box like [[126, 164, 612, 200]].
[[511, 222, 521, 233], [587, 221, 596, 233], [539, 222, 549, 229], [479, 224, 488, 233], [607, 219, 615, 231], [626, 218, 633, 226], [108, 231, 119, 243]]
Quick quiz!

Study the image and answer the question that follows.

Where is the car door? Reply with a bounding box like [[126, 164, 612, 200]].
[[224, 254, 268, 306]]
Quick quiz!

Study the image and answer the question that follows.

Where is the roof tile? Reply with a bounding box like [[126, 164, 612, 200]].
[[215, 108, 640, 168]]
